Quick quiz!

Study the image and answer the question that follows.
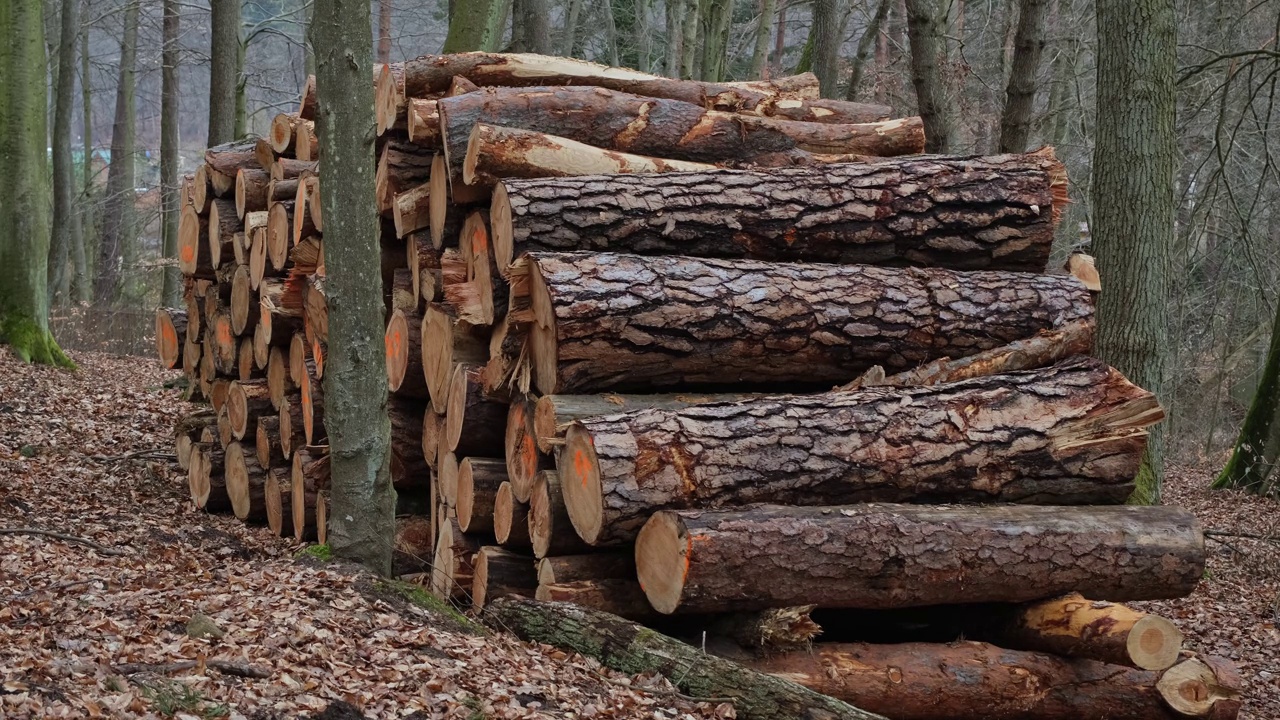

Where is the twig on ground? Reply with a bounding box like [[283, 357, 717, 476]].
[[0, 528, 130, 556], [1205, 529, 1280, 544], [114, 660, 271, 679], [8, 577, 105, 600], [89, 448, 176, 465]]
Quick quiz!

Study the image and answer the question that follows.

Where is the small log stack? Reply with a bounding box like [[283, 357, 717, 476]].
[[157, 51, 1238, 720]]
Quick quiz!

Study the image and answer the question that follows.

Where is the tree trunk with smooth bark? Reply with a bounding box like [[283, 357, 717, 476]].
[[312, 0, 397, 574], [48, 0, 80, 307], [93, 0, 140, 305], [160, 0, 181, 306], [208, 0, 240, 145], [634, 504, 1204, 614]]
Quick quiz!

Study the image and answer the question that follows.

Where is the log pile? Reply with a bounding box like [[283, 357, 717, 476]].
[[157, 52, 1239, 720]]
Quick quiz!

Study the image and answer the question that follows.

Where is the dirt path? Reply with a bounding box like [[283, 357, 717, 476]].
[[0, 349, 720, 719]]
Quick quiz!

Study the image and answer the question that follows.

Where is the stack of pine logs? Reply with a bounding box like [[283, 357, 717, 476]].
[[156, 52, 1242, 720]]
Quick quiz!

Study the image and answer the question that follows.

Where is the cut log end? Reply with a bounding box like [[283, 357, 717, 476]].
[[155, 309, 184, 369], [490, 184, 514, 271], [1156, 657, 1243, 719], [385, 309, 411, 392], [560, 423, 604, 545], [633, 510, 685, 614], [428, 155, 450, 249], [494, 481, 532, 548], [1128, 615, 1183, 671]]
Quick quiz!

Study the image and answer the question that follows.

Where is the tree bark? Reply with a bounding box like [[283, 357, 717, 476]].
[[313, 0, 397, 575], [998, 0, 1050, 152], [810, 0, 841, 98], [438, 87, 922, 182], [749, 0, 775, 79], [561, 357, 1158, 546], [159, 0, 181, 306], [513, 252, 1093, 394], [536, 579, 655, 620], [1092, 0, 1175, 503], [635, 503, 1204, 614], [533, 392, 761, 453], [208, 0, 240, 145], [463, 124, 715, 189], [0, 0, 70, 364], [536, 553, 634, 585], [485, 596, 886, 720], [442, 0, 508, 52], [846, 0, 891, 101], [904, 0, 955, 152], [1215, 294, 1280, 494], [491, 151, 1066, 271], [93, 0, 140, 305], [742, 642, 1239, 720], [48, 0, 80, 306], [73, 8, 91, 304]]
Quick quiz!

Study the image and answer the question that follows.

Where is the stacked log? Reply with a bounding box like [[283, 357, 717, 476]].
[[158, 52, 1239, 720]]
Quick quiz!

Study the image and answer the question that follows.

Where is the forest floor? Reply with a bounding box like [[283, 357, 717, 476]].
[[0, 348, 1278, 719]]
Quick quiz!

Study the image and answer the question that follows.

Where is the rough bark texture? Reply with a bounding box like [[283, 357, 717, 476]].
[[313, 0, 396, 574], [998, 0, 1050, 152], [48, 0, 80, 306], [492, 151, 1066, 271], [519, 252, 1093, 394], [1092, 0, 1176, 503], [561, 358, 1160, 546], [159, 0, 182, 307], [743, 642, 1228, 720], [904, 0, 955, 152], [810, 0, 841, 98], [534, 392, 760, 452], [437, 86, 923, 182], [93, 0, 140, 305], [485, 596, 886, 720], [207, 0, 239, 145], [634, 504, 1203, 614]]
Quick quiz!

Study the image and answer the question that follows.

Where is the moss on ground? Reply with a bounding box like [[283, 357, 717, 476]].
[[375, 578, 486, 635], [297, 544, 333, 561], [0, 314, 75, 368]]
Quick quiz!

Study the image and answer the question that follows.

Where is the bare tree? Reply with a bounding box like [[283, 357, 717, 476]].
[[1215, 300, 1280, 495], [681, 0, 702, 79], [665, 0, 685, 76], [93, 0, 141, 305], [998, 0, 1050, 152], [811, 0, 843, 98], [904, 0, 955, 152], [209, 0, 240, 144], [74, 4, 91, 304], [49, 0, 82, 306], [443, 0, 507, 52], [313, 0, 396, 571], [161, 0, 181, 306], [749, 0, 776, 79], [846, 0, 891, 101], [378, 0, 392, 63], [1092, 0, 1176, 503]]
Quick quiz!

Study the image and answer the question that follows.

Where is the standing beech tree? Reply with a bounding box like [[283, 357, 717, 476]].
[[160, 0, 181, 306], [904, 0, 955, 152], [1091, 0, 1176, 503], [209, 0, 240, 144], [93, 0, 141, 305], [1215, 301, 1280, 496], [49, 0, 81, 306], [0, 0, 72, 365], [442, 0, 507, 52], [998, 0, 1050, 153], [312, 0, 396, 573]]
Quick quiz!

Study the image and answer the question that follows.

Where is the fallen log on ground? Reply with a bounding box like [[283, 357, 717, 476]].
[[739, 641, 1240, 720], [634, 504, 1204, 614], [491, 150, 1066, 272], [509, 252, 1094, 394], [485, 596, 886, 720], [559, 358, 1159, 545]]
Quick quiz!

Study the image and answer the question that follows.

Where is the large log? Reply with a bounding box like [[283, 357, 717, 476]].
[[463, 124, 715, 188], [560, 358, 1159, 545], [385, 307, 429, 399], [491, 150, 1066, 272], [445, 363, 506, 456], [485, 596, 885, 720], [493, 481, 532, 549], [456, 457, 505, 533], [528, 470, 589, 558], [535, 579, 655, 621], [533, 392, 759, 453], [634, 504, 1205, 614], [437, 86, 923, 183], [503, 397, 551, 502], [421, 302, 488, 413], [225, 441, 268, 522], [741, 642, 1240, 720], [471, 546, 537, 610], [512, 252, 1094, 394]]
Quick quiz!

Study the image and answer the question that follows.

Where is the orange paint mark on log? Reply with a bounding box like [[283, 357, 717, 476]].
[[682, 532, 693, 586], [573, 449, 591, 488], [217, 322, 232, 346], [471, 226, 487, 254], [162, 322, 176, 346], [180, 244, 195, 263], [522, 435, 537, 475]]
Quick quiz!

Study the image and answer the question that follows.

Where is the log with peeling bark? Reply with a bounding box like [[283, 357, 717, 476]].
[[740, 642, 1240, 720], [225, 441, 268, 522], [437, 86, 923, 184], [207, 199, 241, 268], [533, 392, 759, 453], [535, 579, 655, 621], [431, 518, 481, 602], [529, 471, 589, 558], [485, 596, 886, 720], [490, 151, 1066, 272], [155, 308, 188, 369], [204, 139, 259, 194], [561, 358, 1160, 545], [385, 307, 429, 399], [456, 458, 505, 533], [290, 445, 327, 541], [471, 546, 537, 610], [188, 442, 230, 512], [445, 364, 506, 455], [393, 182, 431, 238], [494, 482, 532, 549], [840, 319, 1096, 391], [422, 302, 488, 413], [511, 252, 1094, 395], [634, 504, 1204, 615], [463, 124, 715, 188]]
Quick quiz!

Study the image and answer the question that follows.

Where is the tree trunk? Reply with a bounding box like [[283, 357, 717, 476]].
[[378, 0, 392, 63], [846, 0, 891, 100], [442, 0, 507, 52], [485, 596, 886, 720], [160, 0, 181, 306], [561, 357, 1158, 545], [93, 0, 140, 305], [463, 124, 715, 189], [1215, 295, 1280, 494], [634, 503, 1204, 614], [998, 0, 1050, 152], [491, 151, 1065, 271], [742, 642, 1240, 720], [513, 252, 1093, 394], [313, 0, 397, 575], [699, 0, 731, 81], [665, 0, 685, 77], [810, 0, 841, 98], [535, 579, 655, 620], [1092, 0, 1175, 504], [536, 553, 634, 585], [73, 8, 91, 304], [904, 0, 955, 152], [48, 0, 80, 307], [0, 0, 70, 364], [749, 0, 776, 79], [680, 0, 702, 79], [208, 0, 240, 145]]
